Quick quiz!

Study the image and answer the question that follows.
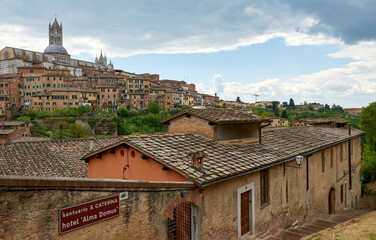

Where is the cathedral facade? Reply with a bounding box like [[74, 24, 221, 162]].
[[0, 18, 114, 76]]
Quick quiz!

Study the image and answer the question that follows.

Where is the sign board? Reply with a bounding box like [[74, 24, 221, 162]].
[[59, 194, 119, 234], [82, 102, 91, 106], [119, 192, 128, 200]]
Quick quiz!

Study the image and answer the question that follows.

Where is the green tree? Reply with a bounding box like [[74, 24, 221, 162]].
[[281, 110, 288, 119], [289, 98, 295, 108], [67, 124, 87, 138], [117, 108, 129, 118], [272, 101, 280, 117], [282, 102, 288, 108], [147, 102, 161, 114], [16, 116, 31, 122], [360, 102, 376, 182]]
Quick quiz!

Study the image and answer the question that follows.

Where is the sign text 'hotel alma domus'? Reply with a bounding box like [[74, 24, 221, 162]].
[[59, 193, 127, 234]]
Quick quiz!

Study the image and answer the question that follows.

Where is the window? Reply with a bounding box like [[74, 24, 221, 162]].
[[341, 184, 344, 203], [322, 152, 325, 173], [260, 169, 269, 205], [330, 149, 334, 168]]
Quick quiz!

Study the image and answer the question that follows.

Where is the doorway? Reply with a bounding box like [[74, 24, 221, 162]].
[[329, 187, 335, 215], [238, 183, 255, 238]]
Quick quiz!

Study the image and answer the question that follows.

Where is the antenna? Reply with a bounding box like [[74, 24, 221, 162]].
[[244, 93, 260, 102]]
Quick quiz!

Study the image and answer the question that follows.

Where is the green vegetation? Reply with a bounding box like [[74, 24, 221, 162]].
[[360, 102, 376, 184], [14, 104, 186, 138]]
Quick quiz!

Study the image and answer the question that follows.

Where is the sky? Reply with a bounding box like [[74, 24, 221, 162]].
[[0, 0, 375, 107]]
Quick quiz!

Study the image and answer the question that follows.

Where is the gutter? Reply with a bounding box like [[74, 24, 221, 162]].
[[198, 132, 363, 189]]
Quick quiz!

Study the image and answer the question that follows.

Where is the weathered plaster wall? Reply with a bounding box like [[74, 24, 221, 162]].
[[88, 145, 188, 182]]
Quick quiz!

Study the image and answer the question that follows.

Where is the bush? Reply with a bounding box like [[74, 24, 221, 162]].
[[16, 116, 31, 122], [147, 102, 161, 114], [117, 108, 129, 118], [67, 123, 87, 138], [170, 108, 182, 115], [160, 110, 168, 115], [129, 109, 138, 117]]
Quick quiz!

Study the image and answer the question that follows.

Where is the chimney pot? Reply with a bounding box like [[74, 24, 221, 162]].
[[188, 149, 206, 169], [89, 137, 94, 151]]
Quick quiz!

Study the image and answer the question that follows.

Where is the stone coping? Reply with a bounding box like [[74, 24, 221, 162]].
[[0, 175, 196, 189]]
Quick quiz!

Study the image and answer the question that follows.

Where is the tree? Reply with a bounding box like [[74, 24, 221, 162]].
[[282, 102, 288, 108], [272, 101, 280, 117], [325, 104, 330, 110], [360, 102, 376, 152], [307, 105, 314, 111], [331, 104, 344, 113], [67, 124, 87, 138], [147, 102, 161, 114], [117, 108, 129, 118], [289, 98, 295, 108], [360, 102, 376, 182], [281, 110, 288, 119], [16, 116, 31, 122], [236, 97, 241, 102]]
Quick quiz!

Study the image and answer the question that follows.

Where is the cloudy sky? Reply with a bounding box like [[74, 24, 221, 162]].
[[1, 0, 375, 107]]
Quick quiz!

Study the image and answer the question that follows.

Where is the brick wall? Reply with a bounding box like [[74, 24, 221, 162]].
[[168, 115, 216, 139]]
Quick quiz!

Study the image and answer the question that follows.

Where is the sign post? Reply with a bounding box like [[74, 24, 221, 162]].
[[59, 194, 120, 234]]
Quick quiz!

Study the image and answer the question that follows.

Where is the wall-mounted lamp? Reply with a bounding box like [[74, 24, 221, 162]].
[[181, 190, 187, 197], [141, 154, 148, 160], [351, 164, 357, 172], [162, 165, 169, 171], [285, 155, 304, 170]]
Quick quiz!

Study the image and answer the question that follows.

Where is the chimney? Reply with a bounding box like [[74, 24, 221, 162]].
[[188, 149, 206, 169], [89, 137, 94, 151], [348, 123, 352, 135]]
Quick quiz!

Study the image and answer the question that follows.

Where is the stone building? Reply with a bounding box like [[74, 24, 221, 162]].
[[292, 117, 349, 128], [0, 121, 30, 143], [0, 109, 363, 239]]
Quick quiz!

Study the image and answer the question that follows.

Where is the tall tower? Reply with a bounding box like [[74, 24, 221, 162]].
[[44, 18, 69, 56], [49, 18, 63, 45]]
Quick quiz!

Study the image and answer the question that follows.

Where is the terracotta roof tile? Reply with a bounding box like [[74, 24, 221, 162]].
[[160, 108, 270, 124], [0, 127, 363, 185], [0, 137, 122, 178]]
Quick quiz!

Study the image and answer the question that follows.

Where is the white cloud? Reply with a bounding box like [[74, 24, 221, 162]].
[[200, 43, 376, 108]]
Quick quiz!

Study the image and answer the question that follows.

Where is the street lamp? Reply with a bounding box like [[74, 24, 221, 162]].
[[285, 155, 304, 170]]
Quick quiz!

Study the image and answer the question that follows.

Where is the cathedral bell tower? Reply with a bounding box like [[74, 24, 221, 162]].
[[44, 17, 69, 56], [49, 18, 63, 45]]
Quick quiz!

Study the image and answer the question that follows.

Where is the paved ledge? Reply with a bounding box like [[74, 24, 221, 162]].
[[0, 175, 196, 189]]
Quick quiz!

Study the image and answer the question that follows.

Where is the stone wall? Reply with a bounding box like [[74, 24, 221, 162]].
[[0, 176, 196, 240], [200, 137, 362, 239]]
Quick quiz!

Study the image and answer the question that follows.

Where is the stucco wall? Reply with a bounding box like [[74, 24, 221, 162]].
[[88, 145, 188, 182]]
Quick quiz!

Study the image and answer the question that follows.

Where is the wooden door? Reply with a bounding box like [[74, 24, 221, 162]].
[[329, 188, 335, 215], [241, 191, 250, 235]]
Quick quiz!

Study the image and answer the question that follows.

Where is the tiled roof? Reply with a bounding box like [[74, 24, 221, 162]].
[[0, 137, 122, 178], [1, 127, 363, 185], [83, 127, 363, 186], [161, 108, 270, 124], [295, 117, 349, 124]]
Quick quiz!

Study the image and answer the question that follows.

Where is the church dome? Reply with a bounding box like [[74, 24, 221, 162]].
[[44, 44, 69, 55]]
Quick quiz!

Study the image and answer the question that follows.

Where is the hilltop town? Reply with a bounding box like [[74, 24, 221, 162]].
[[0, 18, 375, 240]]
